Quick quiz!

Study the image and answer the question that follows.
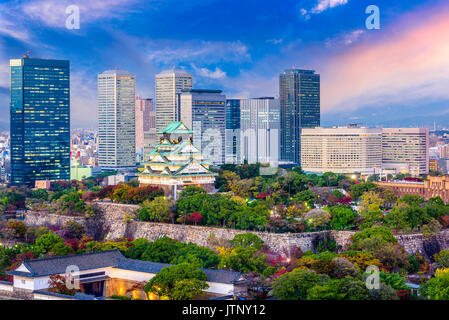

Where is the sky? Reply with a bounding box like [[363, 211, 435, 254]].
[[0, 0, 449, 130]]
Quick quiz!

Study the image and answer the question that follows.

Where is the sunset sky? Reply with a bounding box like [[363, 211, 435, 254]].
[[0, 0, 448, 129]]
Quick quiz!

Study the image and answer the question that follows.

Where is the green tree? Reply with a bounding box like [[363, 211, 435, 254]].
[[229, 233, 265, 250], [420, 269, 449, 300], [219, 246, 266, 273], [330, 205, 358, 230], [144, 263, 208, 300], [270, 269, 328, 300], [307, 277, 370, 300], [35, 234, 64, 254], [141, 237, 181, 263], [138, 197, 172, 222]]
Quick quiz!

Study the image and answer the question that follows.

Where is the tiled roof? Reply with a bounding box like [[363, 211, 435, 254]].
[[7, 250, 123, 277], [7, 250, 242, 284]]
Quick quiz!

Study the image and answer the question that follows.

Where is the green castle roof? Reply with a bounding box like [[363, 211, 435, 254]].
[[157, 121, 194, 134]]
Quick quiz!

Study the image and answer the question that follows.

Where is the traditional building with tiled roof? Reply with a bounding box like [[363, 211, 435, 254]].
[[4, 250, 245, 300], [138, 121, 217, 199]]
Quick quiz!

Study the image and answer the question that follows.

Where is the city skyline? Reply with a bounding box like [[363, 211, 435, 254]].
[[1, 0, 449, 130]]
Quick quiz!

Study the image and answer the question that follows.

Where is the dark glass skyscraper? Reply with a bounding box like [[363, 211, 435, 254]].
[[225, 99, 241, 164], [10, 55, 70, 186], [279, 69, 320, 165]]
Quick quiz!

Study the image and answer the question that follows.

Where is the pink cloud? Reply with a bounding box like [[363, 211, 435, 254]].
[[321, 6, 449, 113]]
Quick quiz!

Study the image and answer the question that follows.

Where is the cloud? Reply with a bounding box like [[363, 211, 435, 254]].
[[321, 8, 449, 113], [266, 39, 284, 45], [191, 64, 226, 79], [311, 0, 349, 14], [325, 29, 365, 48], [144, 40, 250, 66], [70, 70, 97, 128], [20, 0, 141, 28]]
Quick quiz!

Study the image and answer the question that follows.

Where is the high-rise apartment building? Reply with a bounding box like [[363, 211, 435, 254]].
[[240, 97, 280, 165], [155, 69, 193, 132], [135, 96, 155, 161], [301, 126, 382, 174], [225, 99, 241, 164], [180, 89, 226, 165], [279, 69, 320, 165], [10, 55, 70, 186], [98, 70, 136, 170], [382, 128, 429, 176]]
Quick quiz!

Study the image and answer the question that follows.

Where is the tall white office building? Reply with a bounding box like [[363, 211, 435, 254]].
[[301, 126, 382, 175], [155, 68, 193, 132], [98, 70, 136, 170], [240, 97, 280, 165]]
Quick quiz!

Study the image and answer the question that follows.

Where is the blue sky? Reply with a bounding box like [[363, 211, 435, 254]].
[[1, 0, 449, 129]]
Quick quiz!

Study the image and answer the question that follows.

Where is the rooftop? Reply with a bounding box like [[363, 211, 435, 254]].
[[8, 250, 242, 284]]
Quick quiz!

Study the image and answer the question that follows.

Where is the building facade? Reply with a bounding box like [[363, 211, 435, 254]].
[[376, 175, 449, 203], [240, 97, 280, 165], [225, 99, 241, 164], [135, 96, 156, 161], [279, 69, 320, 165], [138, 122, 217, 199], [381, 128, 429, 176], [155, 69, 193, 132], [9, 55, 70, 186], [180, 89, 226, 165], [301, 126, 382, 174], [98, 70, 136, 170]]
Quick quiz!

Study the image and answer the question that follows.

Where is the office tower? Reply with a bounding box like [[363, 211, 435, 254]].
[[279, 69, 320, 165], [225, 99, 241, 164], [301, 126, 382, 174], [10, 55, 70, 186], [98, 70, 136, 170], [180, 89, 226, 165], [240, 97, 280, 165], [135, 96, 156, 161], [382, 128, 429, 176], [155, 68, 193, 132]]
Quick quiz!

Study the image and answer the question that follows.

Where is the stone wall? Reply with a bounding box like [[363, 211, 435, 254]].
[[22, 202, 449, 257]]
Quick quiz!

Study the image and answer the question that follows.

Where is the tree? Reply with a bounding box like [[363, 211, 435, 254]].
[[218, 246, 266, 273], [384, 205, 411, 231], [48, 274, 78, 296], [229, 233, 265, 250], [352, 227, 397, 247], [6, 219, 27, 238], [330, 205, 358, 230], [141, 237, 181, 263], [138, 197, 172, 222], [359, 203, 384, 229], [35, 233, 64, 253], [307, 277, 370, 300], [270, 269, 328, 300], [125, 238, 150, 260], [420, 268, 449, 300], [144, 263, 208, 300]]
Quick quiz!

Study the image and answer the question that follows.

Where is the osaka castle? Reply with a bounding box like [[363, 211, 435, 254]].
[[138, 121, 217, 198]]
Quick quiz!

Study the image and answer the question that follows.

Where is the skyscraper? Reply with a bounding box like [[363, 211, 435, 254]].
[[10, 55, 70, 186], [180, 89, 226, 165], [135, 96, 155, 161], [382, 128, 429, 176], [225, 99, 241, 164], [301, 126, 382, 175], [240, 98, 280, 165], [279, 69, 320, 165], [98, 70, 136, 170], [155, 69, 193, 132]]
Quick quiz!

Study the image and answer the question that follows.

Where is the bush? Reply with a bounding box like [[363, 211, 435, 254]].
[[270, 269, 329, 300]]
